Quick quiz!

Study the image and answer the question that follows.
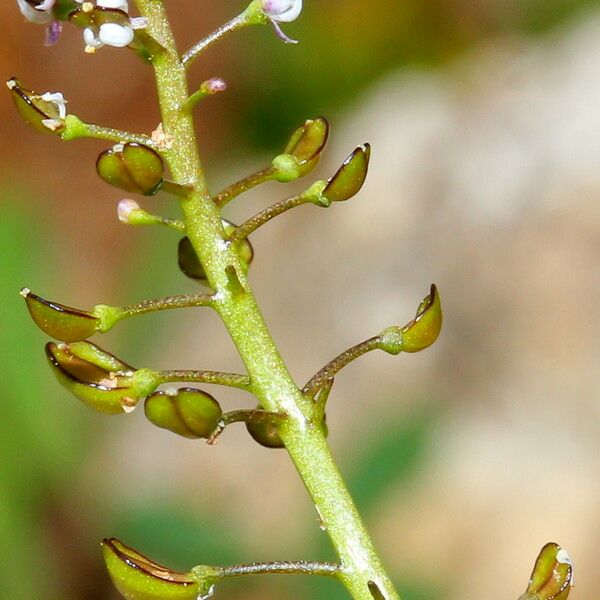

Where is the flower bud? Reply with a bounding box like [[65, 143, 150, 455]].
[[378, 284, 442, 354], [323, 144, 371, 202], [281, 116, 329, 177], [144, 388, 222, 439], [102, 538, 201, 600], [21, 288, 99, 342], [6, 77, 67, 134], [178, 220, 254, 282], [46, 341, 160, 414], [262, 0, 303, 22], [519, 543, 573, 600], [96, 143, 164, 196]]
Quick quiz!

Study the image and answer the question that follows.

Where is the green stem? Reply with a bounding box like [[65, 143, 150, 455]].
[[214, 166, 276, 208], [94, 293, 212, 332], [303, 337, 381, 397], [229, 195, 306, 242], [62, 115, 154, 146], [135, 2, 400, 598], [158, 370, 251, 391], [214, 560, 341, 579]]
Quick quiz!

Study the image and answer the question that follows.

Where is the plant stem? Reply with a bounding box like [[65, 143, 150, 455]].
[[229, 194, 307, 242], [134, 2, 400, 598], [214, 166, 275, 207], [158, 370, 251, 391], [214, 560, 341, 579]]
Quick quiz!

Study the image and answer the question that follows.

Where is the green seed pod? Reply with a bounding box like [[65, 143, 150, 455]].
[[45, 341, 160, 415], [323, 144, 371, 202], [246, 408, 328, 449], [6, 77, 67, 134], [245, 412, 284, 448], [69, 6, 131, 30], [178, 220, 254, 282], [96, 143, 164, 196], [21, 288, 99, 342], [102, 538, 201, 600], [284, 116, 329, 176], [519, 543, 573, 600], [144, 388, 222, 439], [378, 284, 442, 354]]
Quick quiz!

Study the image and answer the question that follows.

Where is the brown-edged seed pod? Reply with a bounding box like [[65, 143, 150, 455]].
[[519, 543, 573, 600], [69, 6, 131, 30], [246, 407, 328, 449], [178, 220, 254, 282], [96, 143, 164, 196], [282, 116, 329, 177], [378, 284, 442, 354], [102, 538, 201, 600], [6, 77, 67, 134], [46, 341, 160, 415], [144, 388, 222, 439], [21, 288, 99, 342], [323, 144, 371, 202]]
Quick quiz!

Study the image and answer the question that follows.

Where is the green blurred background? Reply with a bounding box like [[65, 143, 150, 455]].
[[1, 1, 599, 599]]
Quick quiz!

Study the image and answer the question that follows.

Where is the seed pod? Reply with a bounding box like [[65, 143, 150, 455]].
[[144, 388, 222, 439], [22, 288, 99, 342], [46, 341, 159, 415], [246, 407, 328, 449], [281, 116, 329, 177], [6, 77, 67, 134], [178, 220, 254, 282], [69, 6, 131, 30], [323, 144, 371, 202], [97, 143, 164, 196], [378, 284, 442, 354], [102, 538, 201, 600], [519, 543, 573, 600]]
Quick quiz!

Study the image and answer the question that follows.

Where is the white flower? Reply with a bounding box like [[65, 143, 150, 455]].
[[260, 0, 302, 44], [262, 0, 302, 22], [16, 0, 55, 24], [83, 22, 134, 52]]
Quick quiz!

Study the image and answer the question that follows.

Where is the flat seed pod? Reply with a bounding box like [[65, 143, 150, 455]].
[[284, 117, 329, 176], [97, 143, 164, 196], [519, 543, 573, 600], [22, 289, 99, 342], [378, 285, 442, 354], [245, 415, 285, 448], [45, 342, 158, 415], [7, 77, 66, 134], [323, 144, 371, 202], [102, 538, 200, 600], [144, 388, 222, 439], [178, 220, 254, 282]]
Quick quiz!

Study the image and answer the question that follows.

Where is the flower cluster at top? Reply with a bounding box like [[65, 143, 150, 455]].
[[16, 0, 303, 49]]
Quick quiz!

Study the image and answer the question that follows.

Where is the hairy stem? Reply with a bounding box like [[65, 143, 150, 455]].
[[158, 370, 251, 391], [214, 560, 341, 579], [135, 2, 400, 598], [214, 166, 275, 207]]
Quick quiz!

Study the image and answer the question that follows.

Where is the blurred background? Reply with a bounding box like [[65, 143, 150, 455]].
[[1, 1, 599, 599]]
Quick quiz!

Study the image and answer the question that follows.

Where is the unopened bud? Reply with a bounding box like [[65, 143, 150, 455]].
[[144, 388, 222, 439], [22, 288, 99, 342], [102, 538, 201, 600], [323, 144, 371, 202], [96, 142, 164, 195]]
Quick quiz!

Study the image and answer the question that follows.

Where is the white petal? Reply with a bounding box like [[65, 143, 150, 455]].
[[83, 27, 102, 47], [17, 0, 53, 24], [98, 23, 134, 47], [97, 0, 129, 11], [262, 0, 302, 22], [129, 16, 148, 30], [40, 91, 68, 118]]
